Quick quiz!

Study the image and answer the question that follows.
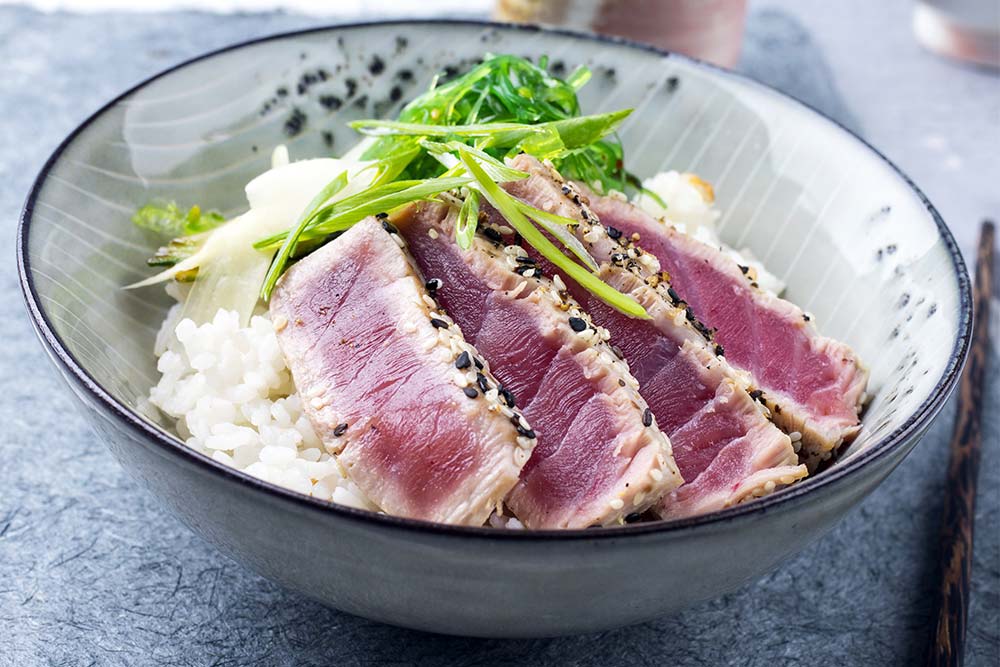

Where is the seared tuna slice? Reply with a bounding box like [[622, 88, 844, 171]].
[[502, 155, 806, 515], [396, 202, 681, 528], [269, 218, 534, 526], [583, 191, 869, 467]]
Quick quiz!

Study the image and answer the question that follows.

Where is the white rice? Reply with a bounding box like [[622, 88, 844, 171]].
[[147, 303, 375, 511]]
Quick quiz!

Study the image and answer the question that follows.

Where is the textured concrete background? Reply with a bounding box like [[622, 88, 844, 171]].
[[1, 1, 997, 665]]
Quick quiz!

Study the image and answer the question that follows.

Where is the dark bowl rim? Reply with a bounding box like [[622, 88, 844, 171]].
[[17, 18, 973, 542]]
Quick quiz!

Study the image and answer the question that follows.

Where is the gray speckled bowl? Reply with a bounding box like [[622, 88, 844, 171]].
[[18, 20, 971, 637]]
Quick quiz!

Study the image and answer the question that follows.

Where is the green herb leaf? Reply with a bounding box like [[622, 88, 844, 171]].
[[459, 147, 648, 319], [133, 200, 226, 237]]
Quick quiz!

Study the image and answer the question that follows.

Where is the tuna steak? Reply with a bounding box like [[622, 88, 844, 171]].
[[395, 202, 681, 528], [269, 217, 534, 526], [583, 190, 868, 467], [502, 155, 806, 516]]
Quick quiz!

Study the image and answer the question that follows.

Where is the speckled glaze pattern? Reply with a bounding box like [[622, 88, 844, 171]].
[[17, 20, 971, 636]]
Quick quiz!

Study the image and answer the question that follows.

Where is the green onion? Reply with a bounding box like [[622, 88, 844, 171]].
[[259, 169, 349, 301], [459, 147, 648, 319], [513, 200, 598, 272], [351, 109, 631, 155], [455, 189, 480, 250], [420, 139, 528, 182]]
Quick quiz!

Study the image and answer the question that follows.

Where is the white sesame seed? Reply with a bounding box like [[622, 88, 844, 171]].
[[553, 274, 566, 291], [633, 492, 645, 507], [514, 446, 531, 466], [428, 228, 439, 239], [609, 498, 625, 510], [508, 281, 527, 298], [764, 480, 776, 493], [789, 431, 802, 442], [273, 315, 288, 332], [650, 468, 664, 482], [392, 234, 406, 248]]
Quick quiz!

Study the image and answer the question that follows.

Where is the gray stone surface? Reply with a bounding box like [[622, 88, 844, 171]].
[[0, 2, 997, 665]]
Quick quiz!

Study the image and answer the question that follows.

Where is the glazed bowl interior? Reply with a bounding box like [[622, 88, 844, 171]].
[[22, 21, 968, 528]]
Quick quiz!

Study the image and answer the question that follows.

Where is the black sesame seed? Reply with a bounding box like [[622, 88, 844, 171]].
[[396, 69, 414, 81], [369, 55, 386, 75], [803, 313, 811, 322], [276, 86, 288, 97], [321, 131, 334, 148], [560, 184, 572, 195], [376, 212, 390, 220], [606, 225, 622, 239], [333, 423, 348, 437], [611, 345, 624, 360], [515, 255, 537, 265], [482, 227, 503, 244], [500, 387, 516, 408], [455, 351, 471, 369], [749, 389, 764, 402], [516, 425, 536, 439], [476, 373, 490, 393], [666, 76, 679, 92], [714, 344, 725, 357], [642, 408, 653, 427], [568, 317, 587, 332], [738, 265, 749, 274], [430, 318, 448, 329], [345, 78, 358, 97], [425, 278, 441, 292], [618, 379, 626, 387], [474, 357, 484, 370], [353, 94, 369, 109], [667, 287, 683, 304], [463, 386, 479, 399], [624, 512, 642, 524], [380, 219, 399, 234], [389, 85, 403, 102]]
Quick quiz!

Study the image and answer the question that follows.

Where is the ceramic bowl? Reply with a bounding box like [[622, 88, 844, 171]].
[[17, 20, 971, 637]]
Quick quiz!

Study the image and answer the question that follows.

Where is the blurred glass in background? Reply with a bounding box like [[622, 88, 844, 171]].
[[914, 0, 1000, 69], [494, 0, 748, 68]]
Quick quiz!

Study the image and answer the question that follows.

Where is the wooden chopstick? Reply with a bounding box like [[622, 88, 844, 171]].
[[925, 220, 995, 667]]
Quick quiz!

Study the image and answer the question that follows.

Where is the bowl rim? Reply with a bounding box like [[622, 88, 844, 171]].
[[17, 18, 973, 542]]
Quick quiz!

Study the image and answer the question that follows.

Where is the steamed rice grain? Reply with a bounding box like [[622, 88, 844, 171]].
[[147, 306, 375, 511]]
